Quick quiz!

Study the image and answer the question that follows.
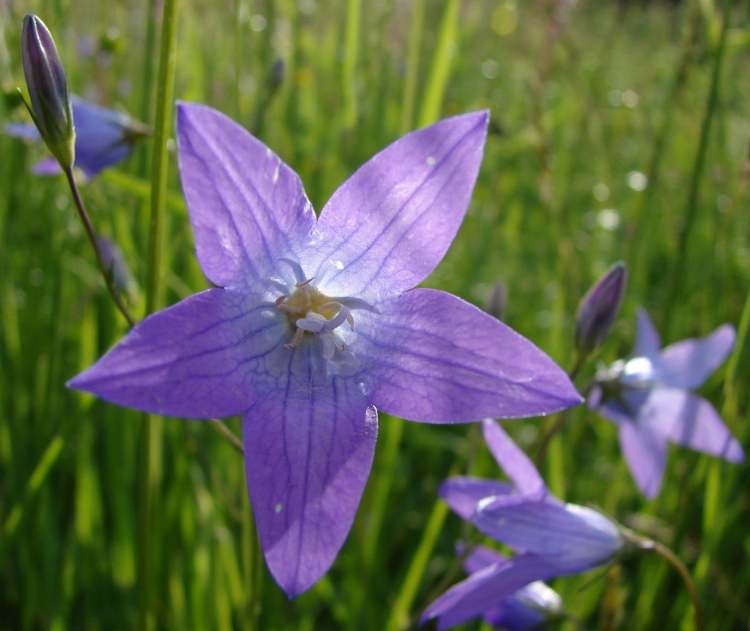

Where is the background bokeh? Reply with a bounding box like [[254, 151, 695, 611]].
[[1, 0, 748, 629]]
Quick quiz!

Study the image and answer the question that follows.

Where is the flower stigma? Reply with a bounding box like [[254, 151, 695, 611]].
[[270, 258, 378, 370]]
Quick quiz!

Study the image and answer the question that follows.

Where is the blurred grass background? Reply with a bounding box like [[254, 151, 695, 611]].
[[1, 0, 749, 629]]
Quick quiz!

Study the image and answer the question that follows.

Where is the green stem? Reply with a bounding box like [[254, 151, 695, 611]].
[[534, 353, 586, 463], [663, 0, 731, 334], [64, 168, 135, 327], [623, 529, 704, 631], [139, 0, 178, 628], [210, 418, 244, 454]]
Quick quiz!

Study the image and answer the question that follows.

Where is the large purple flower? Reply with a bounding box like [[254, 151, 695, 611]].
[[589, 309, 744, 498], [6, 96, 149, 177], [69, 103, 581, 596], [424, 420, 622, 628]]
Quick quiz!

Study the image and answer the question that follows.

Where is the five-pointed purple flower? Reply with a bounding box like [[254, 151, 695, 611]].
[[68, 103, 581, 596], [589, 308, 744, 498], [423, 420, 622, 628], [6, 96, 149, 177]]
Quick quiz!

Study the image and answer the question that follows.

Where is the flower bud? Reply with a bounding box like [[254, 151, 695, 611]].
[[485, 279, 507, 320], [575, 262, 627, 355], [20, 14, 75, 169]]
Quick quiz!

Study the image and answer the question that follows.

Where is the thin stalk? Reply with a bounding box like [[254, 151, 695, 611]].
[[210, 418, 244, 454], [663, 0, 731, 334], [534, 353, 586, 464], [64, 168, 135, 327], [139, 0, 178, 629], [623, 529, 704, 631]]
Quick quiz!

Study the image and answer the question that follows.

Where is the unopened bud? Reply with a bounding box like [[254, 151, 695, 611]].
[[485, 279, 507, 320], [20, 14, 75, 169], [575, 262, 627, 355]]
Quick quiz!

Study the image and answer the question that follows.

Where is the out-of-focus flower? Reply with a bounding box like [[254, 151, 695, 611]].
[[20, 14, 74, 169], [485, 279, 507, 320], [436, 545, 563, 630], [95, 235, 137, 300], [589, 309, 744, 498], [6, 96, 149, 178], [423, 420, 621, 628], [68, 103, 581, 597], [575, 262, 626, 355]]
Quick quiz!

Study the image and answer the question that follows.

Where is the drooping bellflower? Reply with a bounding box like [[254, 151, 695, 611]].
[[69, 103, 581, 596], [424, 420, 622, 628], [437, 545, 563, 631], [6, 96, 149, 177], [589, 308, 744, 498]]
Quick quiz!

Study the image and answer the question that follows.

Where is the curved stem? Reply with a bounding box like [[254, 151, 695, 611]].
[[623, 529, 704, 631], [64, 168, 135, 327]]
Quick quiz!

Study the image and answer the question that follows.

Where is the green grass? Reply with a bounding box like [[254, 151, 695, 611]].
[[1, 1, 749, 629]]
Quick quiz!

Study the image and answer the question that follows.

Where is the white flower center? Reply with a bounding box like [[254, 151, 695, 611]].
[[268, 259, 377, 371]]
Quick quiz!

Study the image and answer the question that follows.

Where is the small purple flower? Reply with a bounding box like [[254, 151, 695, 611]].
[[436, 545, 563, 631], [68, 103, 581, 596], [589, 308, 744, 498], [6, 96, 149, 178], [575, 262, 627, 355], [423, 420, 622, 628]]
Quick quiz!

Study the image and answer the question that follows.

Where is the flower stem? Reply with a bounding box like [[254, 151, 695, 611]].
[[663, 0, 731, 335], [63, 168, 135, 327], [623, 529, 704, 631], [534, 352, 586, 463], [139, 0, 178, 628], [210, 418, 244, 454]]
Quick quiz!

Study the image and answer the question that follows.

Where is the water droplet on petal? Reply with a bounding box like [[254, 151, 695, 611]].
[[426, 155, 436, 166], [274, 503, 283, 513]]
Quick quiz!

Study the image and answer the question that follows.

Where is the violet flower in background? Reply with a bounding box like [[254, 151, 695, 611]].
[[423, 420, 622, 628], [575, 261, 627, 356], [68, 103, 581, 597], [6, 96, 149, 178], [589, 308, 744, 498], [440, 545, 563, 630]]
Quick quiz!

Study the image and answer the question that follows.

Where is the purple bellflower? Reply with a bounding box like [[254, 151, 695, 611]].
[[440, 545, 563, 630], [589, 308, 744, 498], [423, 420, 622, 628], [6, 96, 149, 178], [68, 103, 581, 597]]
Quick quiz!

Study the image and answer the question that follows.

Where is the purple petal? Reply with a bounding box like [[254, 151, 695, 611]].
[[617, 417, 667, 499], [32, 157, 62, 175], [473, 495, 622, 572], [243, 376, 377, 597], [310, 112, 488, 301], [176, 102, 315, 288], [485, 583, 559, 631], [440, 477, 513, 519], [657, 325, 735, 389], [422, 554, 556, 629], [482, 420, 545, 494], [67, 289, 285, 418], [464, 545, 506, 574], [5, 122, 41, 141], [633, 308, 661, 358], [637, 388, 744, 464], [354, 288, 582, 423]]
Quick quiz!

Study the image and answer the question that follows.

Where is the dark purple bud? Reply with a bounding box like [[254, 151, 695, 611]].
[[269, 59, 285, 94], [485, 279, 507, 320], [575, 262, 627, 355], [96, 235, 137, 299], [20, 14, 75, 169]]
